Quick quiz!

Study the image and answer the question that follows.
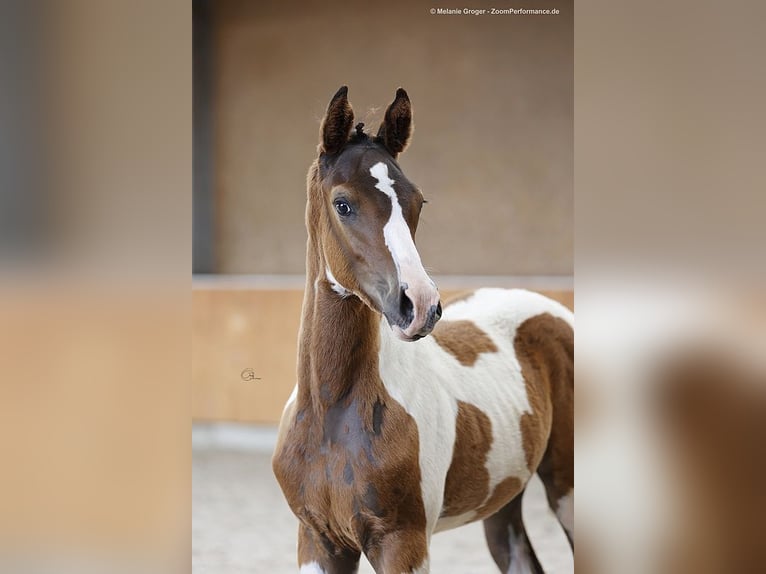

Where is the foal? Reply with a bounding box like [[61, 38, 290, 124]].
[[273, 86, 574, 574]]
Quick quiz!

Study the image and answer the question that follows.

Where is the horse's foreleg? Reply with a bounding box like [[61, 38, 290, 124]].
[[297, 524, 361, 574], [364, 529, 430, 574]]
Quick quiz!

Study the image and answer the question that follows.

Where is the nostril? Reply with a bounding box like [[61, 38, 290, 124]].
[[435, 301, 443, 320], [399, 288, 414, 326]]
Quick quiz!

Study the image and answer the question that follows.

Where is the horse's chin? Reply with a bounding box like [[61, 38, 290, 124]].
[[390, 323, 429, 342]]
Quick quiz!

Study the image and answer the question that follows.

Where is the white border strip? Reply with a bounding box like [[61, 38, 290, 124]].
[[192, 274, 573, 291]]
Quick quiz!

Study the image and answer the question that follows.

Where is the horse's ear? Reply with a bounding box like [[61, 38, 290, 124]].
[[320, 85, 354, 155], [376, 88, 412, 157]]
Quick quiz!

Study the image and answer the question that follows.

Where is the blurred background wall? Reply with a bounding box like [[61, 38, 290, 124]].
[[193, 0, 573, 423]]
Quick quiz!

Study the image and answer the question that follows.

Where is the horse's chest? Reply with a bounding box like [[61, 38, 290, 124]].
[[273, 398, 428, 545]]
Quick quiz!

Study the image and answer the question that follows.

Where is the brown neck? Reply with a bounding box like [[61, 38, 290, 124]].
[[296, 225, 381, 411]]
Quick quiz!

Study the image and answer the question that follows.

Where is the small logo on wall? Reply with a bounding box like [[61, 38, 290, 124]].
[[240, 368, 261, 382]]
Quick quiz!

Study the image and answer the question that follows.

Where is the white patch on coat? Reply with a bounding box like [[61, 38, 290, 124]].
[[507, 526, 534, 574], [556, 489, 574, 538], [377, 288, 574, 536], [369, 162, 431, 288], [430, 510, 477, 532], [325, 265, 350, 297], [299, 561, 326, 574]]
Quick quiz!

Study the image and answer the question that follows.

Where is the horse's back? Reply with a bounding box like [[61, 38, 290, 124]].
[[441, 287, 573, 331]]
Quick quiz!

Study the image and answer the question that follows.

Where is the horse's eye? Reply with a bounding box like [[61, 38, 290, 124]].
[[334, 200, 352, 216]]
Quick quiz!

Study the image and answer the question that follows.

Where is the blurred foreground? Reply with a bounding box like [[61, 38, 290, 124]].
[[576, 286, 766, 574]]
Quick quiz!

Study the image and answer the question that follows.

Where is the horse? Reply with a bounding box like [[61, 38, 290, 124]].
[[272, 86, 574, 574]]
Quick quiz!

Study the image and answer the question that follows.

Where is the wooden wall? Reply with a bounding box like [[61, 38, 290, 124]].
[[211, 0, 573, 275]]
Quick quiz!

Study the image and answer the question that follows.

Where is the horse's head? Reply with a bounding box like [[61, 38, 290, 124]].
[[308, 86, 441, 342]]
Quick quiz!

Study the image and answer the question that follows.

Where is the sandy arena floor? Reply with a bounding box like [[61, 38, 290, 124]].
[[192, 424, 573, 573]]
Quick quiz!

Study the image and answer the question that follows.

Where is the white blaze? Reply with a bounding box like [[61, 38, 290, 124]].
[[369, 161, 431, 289]]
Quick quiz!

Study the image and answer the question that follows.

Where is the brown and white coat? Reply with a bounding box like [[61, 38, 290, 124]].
[[272, 87, 573, 574]]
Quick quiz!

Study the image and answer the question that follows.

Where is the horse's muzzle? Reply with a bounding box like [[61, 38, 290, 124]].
[[386, 283, 442, 341], [409, 301, 443, 341]]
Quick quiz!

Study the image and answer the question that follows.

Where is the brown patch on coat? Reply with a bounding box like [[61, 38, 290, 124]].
[[440, 402, 524, 523], [441, 401, 493, 517], [475, 475, 524, 520], [519, 405, 549, 472], [432, 320, 499, 366], [514, 313, 574, 506]]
